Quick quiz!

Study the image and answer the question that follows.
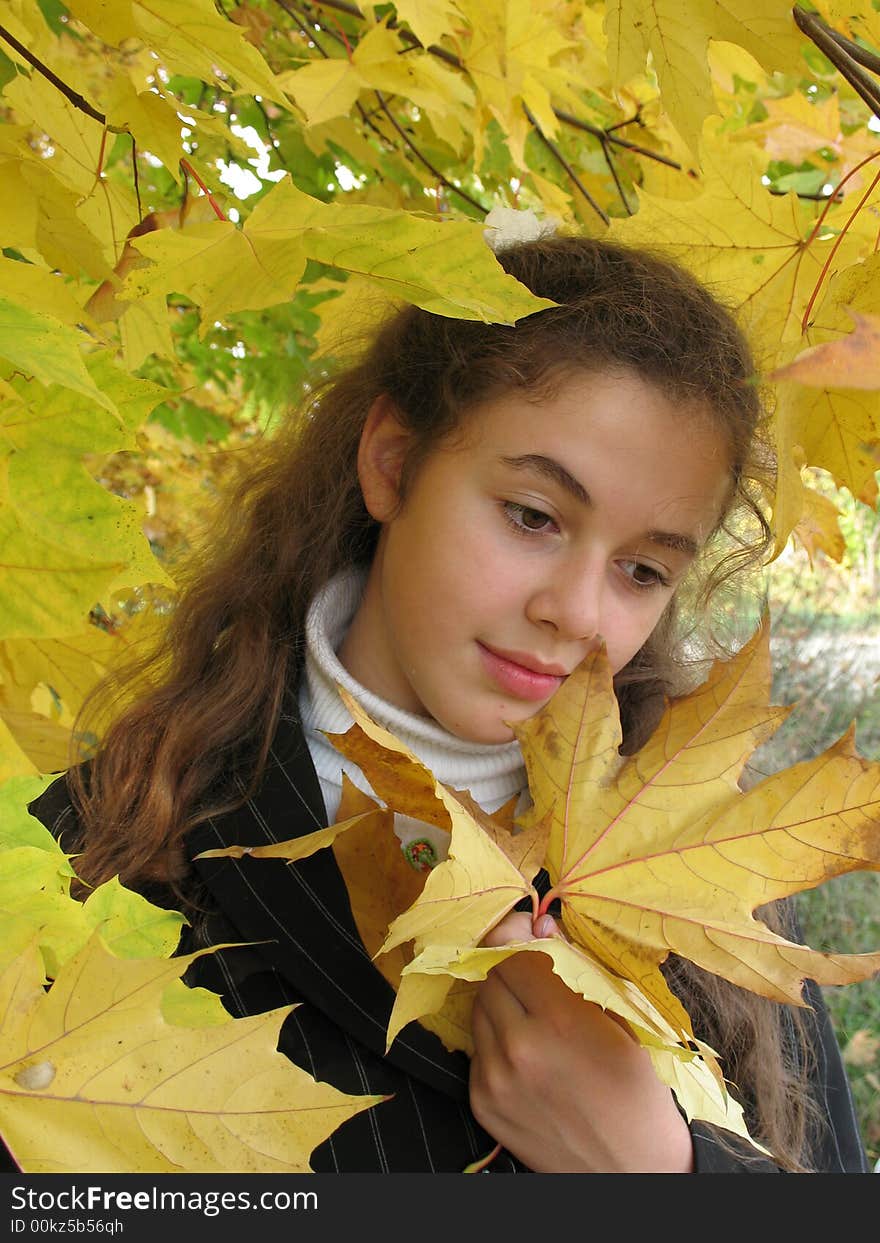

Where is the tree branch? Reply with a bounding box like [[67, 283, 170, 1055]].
[[0, 23, 121, 130], [304, 0, 682, 171], [822, 23, 880, 77], [793, 6, 880, 121], [523, 106, 610, 225], [374, 92, 486, 214]]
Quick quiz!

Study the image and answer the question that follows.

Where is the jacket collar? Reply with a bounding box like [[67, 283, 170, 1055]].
[[187, 697, 471, 1102]]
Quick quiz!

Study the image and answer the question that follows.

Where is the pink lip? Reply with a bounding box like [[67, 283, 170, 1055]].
[[478, 643, 568, 701]]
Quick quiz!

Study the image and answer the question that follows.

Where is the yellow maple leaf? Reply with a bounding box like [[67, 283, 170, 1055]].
[[279, 24, 473, 129], [791, 485, 846, 565], [0, 937, 384, 1173], [611, 124, 866, 364], [65, 0, 287, 104], [456, 0, 593, 167], [605, 0, 805, 154], [386, 0, 464, 48], [122, 176, 555, 327], [192, 627, 880, 1153], [515, 626, 880, 1009]]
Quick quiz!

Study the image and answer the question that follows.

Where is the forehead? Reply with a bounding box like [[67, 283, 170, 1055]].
[[456, 368, 728, 459], [444, 368, 733, 535]]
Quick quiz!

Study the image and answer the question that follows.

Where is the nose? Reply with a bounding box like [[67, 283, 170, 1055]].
[[525, 555, 604, 643]]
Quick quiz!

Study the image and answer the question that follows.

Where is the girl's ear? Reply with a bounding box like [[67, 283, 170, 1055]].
[[357, 395, 413, 522]]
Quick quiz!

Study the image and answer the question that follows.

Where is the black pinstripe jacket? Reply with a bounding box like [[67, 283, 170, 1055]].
[[21, 693, 871, 1175]]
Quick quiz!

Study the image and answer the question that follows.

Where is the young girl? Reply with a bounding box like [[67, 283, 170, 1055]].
[[22, 237, 869, 1174]]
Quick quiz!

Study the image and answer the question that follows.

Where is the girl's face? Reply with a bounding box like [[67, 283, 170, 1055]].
[[341, 369, 732, 744]]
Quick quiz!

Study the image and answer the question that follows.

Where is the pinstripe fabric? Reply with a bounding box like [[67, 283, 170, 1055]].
[[21, 694, 870, 1174]]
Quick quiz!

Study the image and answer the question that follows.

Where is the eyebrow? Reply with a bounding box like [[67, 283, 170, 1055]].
[[500, 452, 701, 559]]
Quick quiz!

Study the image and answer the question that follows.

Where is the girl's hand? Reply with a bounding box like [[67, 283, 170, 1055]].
[[468, 912, 695, 1173]]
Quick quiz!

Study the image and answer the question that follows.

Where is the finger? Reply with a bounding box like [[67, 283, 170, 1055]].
[[480, 911, 535, 948], [475, 960, 528, 1027], [487, 945, 562, 1013]]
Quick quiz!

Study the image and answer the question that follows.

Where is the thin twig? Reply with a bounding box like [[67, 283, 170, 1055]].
[[768, 187, 842, 201], [523, 105, 610, 225], [251, 96, 280, 148], [84, 126, 109, 199], [276, 3, 415, 172], [180, 158, 227, 221], [374, 91, 486, 214], [554, 109, 684, 169], [604, 111, 643, 134], [281, 0, 334, 55], [599, 139, 634, 215], [0, 23, 121, 130], [131, 136, 143, 223], [801, 161, 880, 331]]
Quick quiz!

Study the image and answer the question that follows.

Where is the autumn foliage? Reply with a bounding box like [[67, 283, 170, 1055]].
[[2, 0, 880, 1171]]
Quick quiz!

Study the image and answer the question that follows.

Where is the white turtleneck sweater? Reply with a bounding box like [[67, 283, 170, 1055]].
[[297, 568, 528, 868]]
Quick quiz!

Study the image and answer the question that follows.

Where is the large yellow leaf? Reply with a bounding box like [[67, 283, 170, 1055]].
[[123, 176, 555, 326], [610, 124, 864, 363], [197, 630, 880, 1151], [514, 626, 880, 1011], [66, 0, 287, 104], [605, 0, 805, 153], [0, 938, 383, 1173]]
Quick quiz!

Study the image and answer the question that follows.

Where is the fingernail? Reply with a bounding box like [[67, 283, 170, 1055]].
[[535, 915, 556, 938]]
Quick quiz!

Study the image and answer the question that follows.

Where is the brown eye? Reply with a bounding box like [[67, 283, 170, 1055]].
[[620, 559, 669, 589], [520, 507, 551, 530], [503, 502, 558, 534]]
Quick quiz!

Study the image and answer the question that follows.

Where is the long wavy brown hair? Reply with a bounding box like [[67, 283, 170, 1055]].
[[67, 236, 824, 1170]]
